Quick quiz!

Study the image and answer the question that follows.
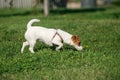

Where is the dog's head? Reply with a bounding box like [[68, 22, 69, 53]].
[[71, 35, 83, 51]]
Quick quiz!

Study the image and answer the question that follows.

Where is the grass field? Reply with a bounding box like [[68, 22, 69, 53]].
[[0, 5, 120, 80]]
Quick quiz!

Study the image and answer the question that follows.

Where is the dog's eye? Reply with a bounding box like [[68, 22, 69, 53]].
[[78, 42, 81, 46]]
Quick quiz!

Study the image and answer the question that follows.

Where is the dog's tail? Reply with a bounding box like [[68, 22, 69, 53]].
[[27, 19, 40, 29]]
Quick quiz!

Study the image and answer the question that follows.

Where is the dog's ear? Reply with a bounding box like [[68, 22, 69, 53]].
[[71, 35, 81, 46], [71, 35, 79, 40]]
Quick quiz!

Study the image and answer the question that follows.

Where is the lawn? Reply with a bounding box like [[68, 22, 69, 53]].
[[0, 5, 120, 80]]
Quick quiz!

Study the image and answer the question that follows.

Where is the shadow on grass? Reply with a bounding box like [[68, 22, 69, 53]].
[[0, 8, 105, 17], [112, 0, 120, 6], [50, 8, 106, 14], [0, 10, 32, 17]]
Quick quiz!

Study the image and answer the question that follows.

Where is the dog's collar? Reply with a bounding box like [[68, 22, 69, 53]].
[[51, 30, 63, 43]]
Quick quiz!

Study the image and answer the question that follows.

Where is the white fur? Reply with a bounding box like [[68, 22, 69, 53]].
[[21, 19, 83, 53]]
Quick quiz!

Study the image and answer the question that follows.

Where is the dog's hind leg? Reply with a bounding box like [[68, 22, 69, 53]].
[[29, 40, 36, 53], [21, 41, 29, 53]]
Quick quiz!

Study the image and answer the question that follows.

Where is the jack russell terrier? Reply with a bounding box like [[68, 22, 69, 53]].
[[21, 19, 83, 53]]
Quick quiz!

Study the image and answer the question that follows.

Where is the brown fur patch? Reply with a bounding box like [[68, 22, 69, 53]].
[[71, 35, 81, 46]]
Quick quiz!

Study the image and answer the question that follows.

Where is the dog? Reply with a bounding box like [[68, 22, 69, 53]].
[[21, 19, 83, 53]]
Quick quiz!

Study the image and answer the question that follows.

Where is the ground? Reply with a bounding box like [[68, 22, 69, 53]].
[[0, 4, 120, 80]]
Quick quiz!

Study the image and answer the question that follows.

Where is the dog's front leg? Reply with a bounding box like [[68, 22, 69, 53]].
[[56, 43, 63, 51], [52, 42, 63, 51]]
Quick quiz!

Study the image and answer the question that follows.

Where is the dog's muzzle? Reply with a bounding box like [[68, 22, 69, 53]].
[[75, 46, 83, 51]]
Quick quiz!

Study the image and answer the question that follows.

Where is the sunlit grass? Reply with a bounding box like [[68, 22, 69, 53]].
[[0, 6, 120, 80]]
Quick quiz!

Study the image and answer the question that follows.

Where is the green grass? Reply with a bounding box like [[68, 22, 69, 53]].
[[0, 6, 120, 80]]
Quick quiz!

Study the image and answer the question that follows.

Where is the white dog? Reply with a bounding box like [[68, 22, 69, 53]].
[[21, 19, 83, 53]]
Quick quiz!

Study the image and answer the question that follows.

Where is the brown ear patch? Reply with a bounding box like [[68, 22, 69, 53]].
[[71, 35, 81, 46]]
